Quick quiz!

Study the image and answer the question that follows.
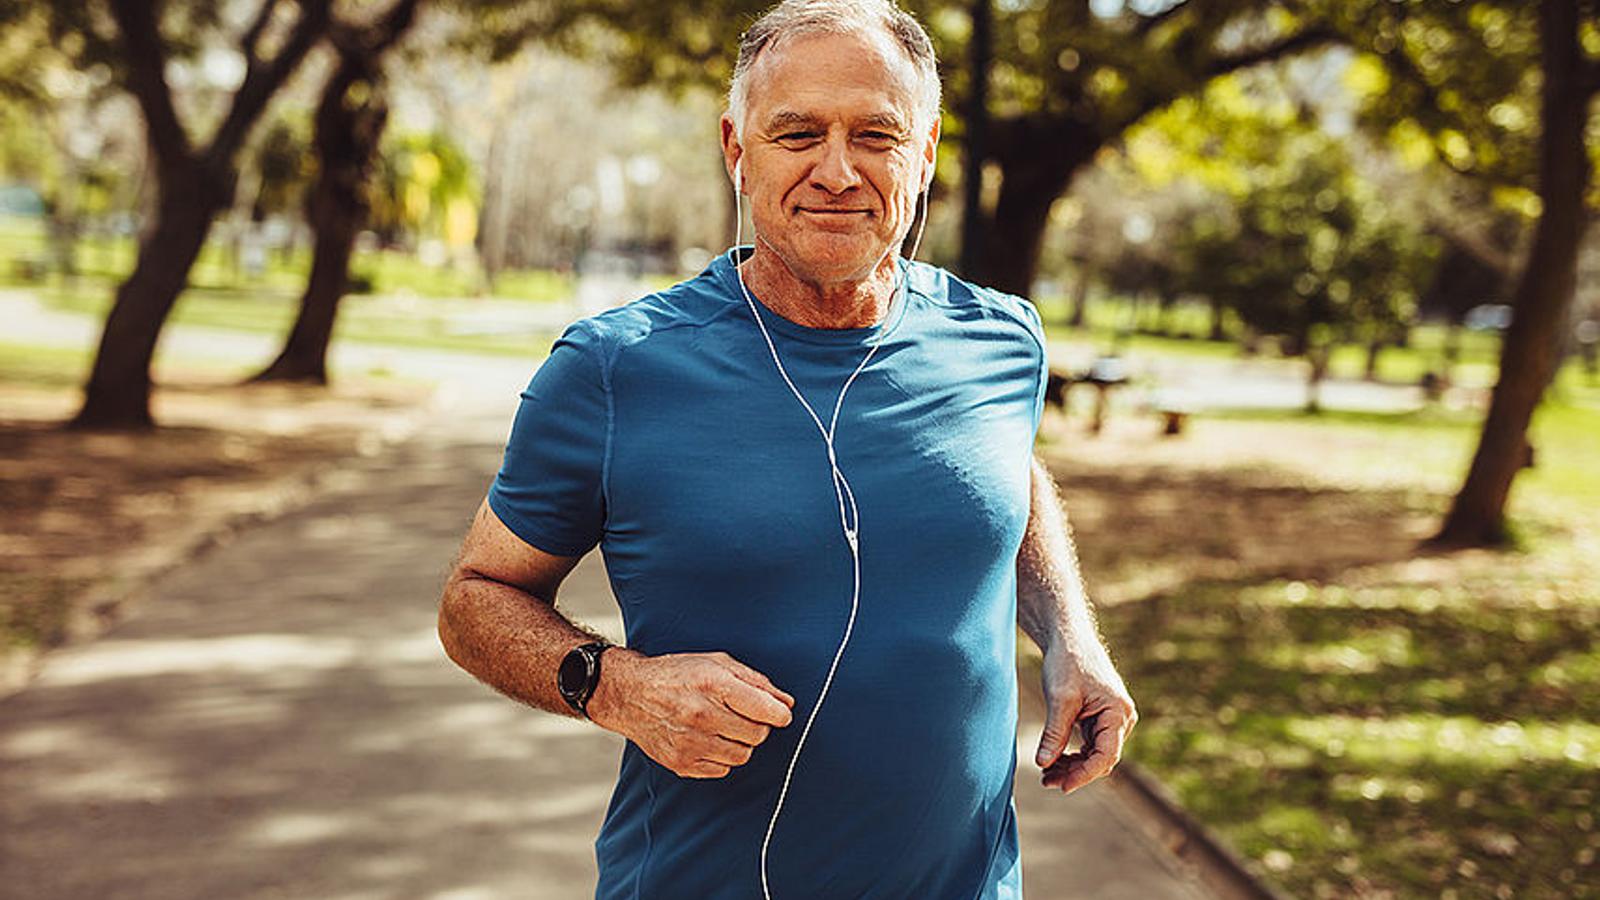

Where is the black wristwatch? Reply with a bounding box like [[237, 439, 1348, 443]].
[[557, 641, 612, 718]]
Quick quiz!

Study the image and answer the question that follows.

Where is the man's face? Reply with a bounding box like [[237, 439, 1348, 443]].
[[721, 29, 938, 287]]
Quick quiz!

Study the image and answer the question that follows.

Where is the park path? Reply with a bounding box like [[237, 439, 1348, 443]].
[[0, 363, 1219, 900]]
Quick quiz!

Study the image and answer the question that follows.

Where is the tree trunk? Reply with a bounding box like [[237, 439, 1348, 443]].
[[69, 0, 333, 429], [1432, 0, 1592, 547], [970, 145, 1085, 296], [1364, 336, 1383, 381], [1305, 343, 1330, 414], [957, 0, 991, 279], [1208, 295, 1227, 341], [253, 55, 390, 385], [251, 210, 360, 384], [1067, 271, 1089, 328], [70, 177, 227, 429]]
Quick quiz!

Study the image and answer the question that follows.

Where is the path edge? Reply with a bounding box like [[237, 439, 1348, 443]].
[[1105, 761, 1293, 900], [0, 396, 436, 703]]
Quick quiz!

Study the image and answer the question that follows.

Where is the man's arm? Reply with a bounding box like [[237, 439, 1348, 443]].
[[438, 499, 794, 779], [1016, 454, 1138, 794]]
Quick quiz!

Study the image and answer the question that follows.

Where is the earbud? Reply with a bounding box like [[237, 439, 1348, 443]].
[[734, 158, 743, 194]]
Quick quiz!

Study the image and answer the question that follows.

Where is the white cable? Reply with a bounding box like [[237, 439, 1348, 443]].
[[733, 170, 930, 900]]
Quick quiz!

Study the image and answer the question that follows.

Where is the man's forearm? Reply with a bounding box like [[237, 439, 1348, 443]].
[[1016, 454, 1103, 658], [437, 574, 619, 718]]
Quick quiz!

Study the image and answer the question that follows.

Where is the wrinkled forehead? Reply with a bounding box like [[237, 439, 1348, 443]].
[[742, 28, 923, 129]]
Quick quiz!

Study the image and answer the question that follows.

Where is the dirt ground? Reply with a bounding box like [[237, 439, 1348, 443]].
[[0, 374, 434, 694], [1036, 413, 1431, 604]]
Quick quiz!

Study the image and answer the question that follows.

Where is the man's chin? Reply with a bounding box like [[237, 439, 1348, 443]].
[[786, 235, 892, 283]]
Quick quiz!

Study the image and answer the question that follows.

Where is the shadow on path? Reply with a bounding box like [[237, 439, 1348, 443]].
[[2, 406, 1217, 899]]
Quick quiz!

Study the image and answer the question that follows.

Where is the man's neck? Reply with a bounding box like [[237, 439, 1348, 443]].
[[739, 243, 900, 330]]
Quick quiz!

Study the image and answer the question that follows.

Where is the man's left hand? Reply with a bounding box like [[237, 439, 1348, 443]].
[[1035, 641, 1137, 794]]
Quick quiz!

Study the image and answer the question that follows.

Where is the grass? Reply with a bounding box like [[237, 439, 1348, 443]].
[[0, 341, 99, 388], [0, 215, 571, 359], [1046, 378, 1600, 899], [1104, 578, 1599, 899], [30, 283, 563, 359], [0, 217, 574, 302], [1038, 292, 1506, 388]]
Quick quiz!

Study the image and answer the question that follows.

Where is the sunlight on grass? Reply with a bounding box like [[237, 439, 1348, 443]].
[[1100, 544, 1600, 898], [1283, 715, 1600, 767]]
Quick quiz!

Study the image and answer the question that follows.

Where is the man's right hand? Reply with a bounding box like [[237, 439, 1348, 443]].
[[588, 649, 795, 779]]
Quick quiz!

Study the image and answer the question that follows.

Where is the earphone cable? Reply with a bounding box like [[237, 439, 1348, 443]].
[[731, 174, 930, 900]]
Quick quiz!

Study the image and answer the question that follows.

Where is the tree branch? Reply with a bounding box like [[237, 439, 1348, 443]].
[[240, 0, 279, 65], [1134, 0, 1192, 40], [207, 0, 332, 165], [1203, 24, 1340, 81], [107, 0, 191, 165], [336, 0, 419, 59]]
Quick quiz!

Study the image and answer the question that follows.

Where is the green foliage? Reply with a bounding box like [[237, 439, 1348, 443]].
[[1323, 0, 1579, 212], [1078, 70, 1440, 352], [1184, 135, 1435, 348], [368, 130, 480, 245]]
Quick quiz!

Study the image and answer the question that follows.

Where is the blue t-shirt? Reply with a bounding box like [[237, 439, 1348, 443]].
[[489, 248, 1048, 899]]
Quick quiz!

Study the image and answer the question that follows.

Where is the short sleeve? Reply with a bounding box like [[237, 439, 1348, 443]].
[[487, 321, 610, 557], [1018, 299, 1049, 440]]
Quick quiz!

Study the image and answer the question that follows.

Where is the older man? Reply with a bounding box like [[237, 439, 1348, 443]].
[[437, 1, 1136, 897]]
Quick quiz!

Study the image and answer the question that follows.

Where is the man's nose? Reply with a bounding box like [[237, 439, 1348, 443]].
[[809, 138, 862, 195]]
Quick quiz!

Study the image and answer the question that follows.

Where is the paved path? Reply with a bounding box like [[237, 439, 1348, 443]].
[[2, 349, 1215, 900]]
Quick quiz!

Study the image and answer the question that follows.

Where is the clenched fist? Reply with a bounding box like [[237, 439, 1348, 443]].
[[589, 649, 795, 779]]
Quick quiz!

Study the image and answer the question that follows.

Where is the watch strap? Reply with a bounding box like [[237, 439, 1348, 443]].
[[559, 641, 611, 718]]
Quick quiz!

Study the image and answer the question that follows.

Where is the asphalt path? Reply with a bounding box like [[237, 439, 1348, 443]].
[[1, 367, 1214, 899]]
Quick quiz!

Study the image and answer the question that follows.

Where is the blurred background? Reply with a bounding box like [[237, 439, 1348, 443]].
[[1, 1, 1597, 899]]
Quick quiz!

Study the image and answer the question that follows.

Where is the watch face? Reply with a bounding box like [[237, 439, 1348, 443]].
[[558, 649, 590, 697]]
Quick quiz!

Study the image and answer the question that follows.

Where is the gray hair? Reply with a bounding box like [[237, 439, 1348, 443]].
[[727, 0, 942, 138]]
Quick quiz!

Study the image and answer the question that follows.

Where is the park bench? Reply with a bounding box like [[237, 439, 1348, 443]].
[[1046, 355, 1131, 434]]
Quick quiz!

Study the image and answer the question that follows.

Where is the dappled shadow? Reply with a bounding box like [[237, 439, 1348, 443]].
[[1106, 581, 1600, 723], [0, 431, 628, 899], [1041, 454, 1446, 604], [1086, 571, 1600, 899]]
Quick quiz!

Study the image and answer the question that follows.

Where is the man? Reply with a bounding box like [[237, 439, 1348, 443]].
[[437, 1, 1137, 897]]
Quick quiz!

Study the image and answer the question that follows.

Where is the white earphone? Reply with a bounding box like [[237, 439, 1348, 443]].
[[730, 150, 930, 900]]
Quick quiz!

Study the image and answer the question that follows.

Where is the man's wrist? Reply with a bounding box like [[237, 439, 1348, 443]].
[[557, 640, 614, 717], [1043, 622, 1108, 662], [586, 646, 643, 733]]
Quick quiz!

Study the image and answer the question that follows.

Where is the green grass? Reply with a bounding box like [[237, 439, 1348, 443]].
[[0, 341, 98, 387], [0, 574, 86, 650], [32, 283, 562, 359], [1039, 292, 1507, 388], [1104, 578, 1600, 899], [1200, 373, 1600, 523], [0, 216, 574, 302], [1076, 380, 1600, 898]]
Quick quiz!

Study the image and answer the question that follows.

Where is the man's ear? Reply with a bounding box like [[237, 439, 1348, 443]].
[[923, 116, 941, 191], [720, 114, 743, 191]]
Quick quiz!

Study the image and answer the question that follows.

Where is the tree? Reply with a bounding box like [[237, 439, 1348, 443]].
[[252, 0, 421, 384], [1182, 140, 1430, 409], [471, 1, 1342, 296], [1431, 0, 1599, 545], [952, 1, 1342, 295], [1324, 0, 1600, 544], [53, 0, 333, 429]]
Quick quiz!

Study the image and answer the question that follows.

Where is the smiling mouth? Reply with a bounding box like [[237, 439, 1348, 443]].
[[797, 207, 872, 216]]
